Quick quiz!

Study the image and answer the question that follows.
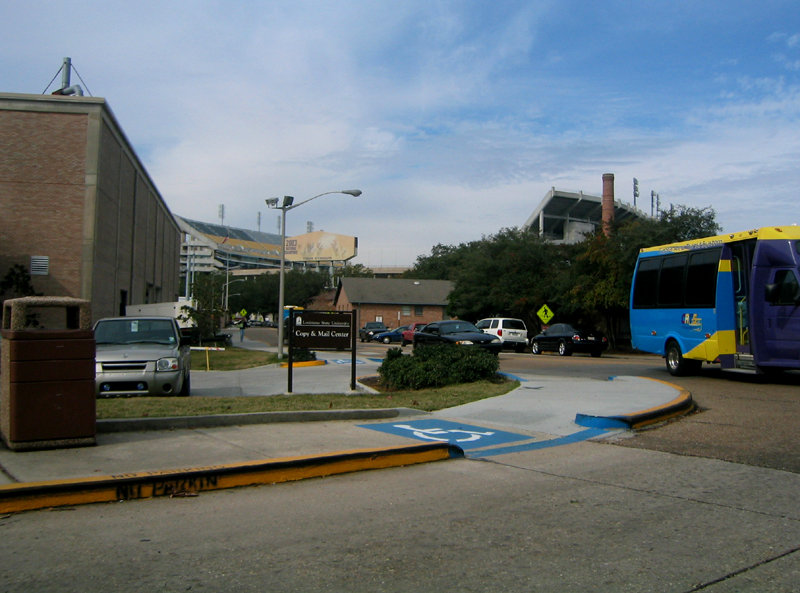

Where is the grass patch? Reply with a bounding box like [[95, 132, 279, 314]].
[[190, 346, 279, 371], [96, 377, 519, 419]]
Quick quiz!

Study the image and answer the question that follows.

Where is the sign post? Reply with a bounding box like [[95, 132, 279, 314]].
[[286, 309, 356, 393]]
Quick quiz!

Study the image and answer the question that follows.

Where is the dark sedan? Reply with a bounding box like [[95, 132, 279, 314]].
[[371, 326, 408, 344], [413, 320, 502, 354], [530, 323, 608, 357]]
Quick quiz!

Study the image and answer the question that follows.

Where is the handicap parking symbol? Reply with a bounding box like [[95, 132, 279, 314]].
[[360, 419, 529, 450]]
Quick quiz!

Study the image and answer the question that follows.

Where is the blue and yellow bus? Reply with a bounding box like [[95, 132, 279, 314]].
[[630, 226, 800, 375]]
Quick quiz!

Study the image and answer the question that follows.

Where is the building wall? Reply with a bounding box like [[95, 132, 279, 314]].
[[0, 108, 88, 299], [0, 93, 181, 322]]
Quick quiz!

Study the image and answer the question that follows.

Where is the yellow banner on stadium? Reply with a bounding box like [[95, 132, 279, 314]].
[[284, 231, 357, 262]]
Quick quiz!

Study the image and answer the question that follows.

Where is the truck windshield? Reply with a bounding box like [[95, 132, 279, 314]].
[[95, 319, 177, 345]]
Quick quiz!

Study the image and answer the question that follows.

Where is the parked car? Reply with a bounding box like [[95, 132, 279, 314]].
[[402, 322, 427, 346], [530, 323, 608, 357], [359, 321, 389, 342], [372, 326, 408, 344], [94, 316, 192, 396], [413, 320, 502, 354], [475, 317, 529, 352]]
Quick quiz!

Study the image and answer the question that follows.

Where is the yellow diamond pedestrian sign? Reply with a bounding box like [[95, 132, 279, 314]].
[[537, 304, 554, 324]]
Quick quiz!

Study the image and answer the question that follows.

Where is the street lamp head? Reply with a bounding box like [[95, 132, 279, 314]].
[[266, 196, 296, 208], [342, 189, 362, 197]]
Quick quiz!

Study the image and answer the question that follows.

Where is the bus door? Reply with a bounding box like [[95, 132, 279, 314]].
[[728, 240, 755, 354], [750, 239, 800, 369]]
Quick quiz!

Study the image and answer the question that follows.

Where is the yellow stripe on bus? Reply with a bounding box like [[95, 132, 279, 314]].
[[685, 329, 737, 361]]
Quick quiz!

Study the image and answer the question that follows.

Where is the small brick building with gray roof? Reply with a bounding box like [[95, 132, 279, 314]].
[[334, 278, 453, 329]]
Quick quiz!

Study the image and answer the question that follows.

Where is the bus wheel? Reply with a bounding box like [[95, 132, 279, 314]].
[[665, 340, 699, 376]]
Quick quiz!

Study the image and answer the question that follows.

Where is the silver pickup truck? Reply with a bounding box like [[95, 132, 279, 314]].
[[94, 316, 191, 396]]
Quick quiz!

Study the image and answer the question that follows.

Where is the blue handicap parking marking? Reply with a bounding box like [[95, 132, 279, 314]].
[[360, 418, 529, 450], [331, 359, 366, 364]]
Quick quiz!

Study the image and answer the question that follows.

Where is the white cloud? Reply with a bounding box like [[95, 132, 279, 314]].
[[4, 1, 800, 267]]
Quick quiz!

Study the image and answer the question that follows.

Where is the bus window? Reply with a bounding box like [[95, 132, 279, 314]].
[[685, 249, 719, 307], [769, 269, 800, 305], [658, 254, 686, 306], [632, 258, 659, 308]]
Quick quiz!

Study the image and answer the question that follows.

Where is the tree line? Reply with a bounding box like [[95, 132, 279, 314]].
[[403, 204, 720, 348]]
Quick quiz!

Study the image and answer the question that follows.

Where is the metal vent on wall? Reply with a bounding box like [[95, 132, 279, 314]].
[[30, 256, 49, 276]]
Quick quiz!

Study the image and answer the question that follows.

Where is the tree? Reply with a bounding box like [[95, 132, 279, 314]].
[[227, 269, 331, 321], [0, 264, 43, 327], [658, 204, 721, 243], [182, 272, 225, 341], [446, 229, 565, 325], [0, 263, 41, 300], [405, 243, 474, 281], [332, 263, 373, 285], [284, 269, 329, 308]]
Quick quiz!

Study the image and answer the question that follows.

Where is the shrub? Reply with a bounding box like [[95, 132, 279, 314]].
[[291, 347, 317, 362], [378, 345, 499, 390]]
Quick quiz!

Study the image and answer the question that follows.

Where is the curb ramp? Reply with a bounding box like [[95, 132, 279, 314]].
[[575, 378, 694, 430]]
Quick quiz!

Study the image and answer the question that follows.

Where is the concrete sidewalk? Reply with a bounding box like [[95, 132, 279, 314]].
[[0, 338, 692, 513]]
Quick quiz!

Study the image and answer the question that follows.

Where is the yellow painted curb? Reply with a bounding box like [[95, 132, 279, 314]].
[[0, 442, 462, 514], [618, 377, 694, 429], [279, 359, 327, 368]]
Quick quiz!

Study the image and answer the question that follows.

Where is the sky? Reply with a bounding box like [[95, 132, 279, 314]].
[[4, 1, 800, 267]]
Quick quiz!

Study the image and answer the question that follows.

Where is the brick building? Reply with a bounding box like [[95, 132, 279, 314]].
[[334, 277, 453, 329], [0, 92, 181, 322]]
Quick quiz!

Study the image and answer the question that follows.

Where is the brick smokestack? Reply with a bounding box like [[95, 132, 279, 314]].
[[602, 173, 615, 237]]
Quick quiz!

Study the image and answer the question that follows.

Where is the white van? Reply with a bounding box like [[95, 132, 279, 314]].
[[475, 318, 529, 352]]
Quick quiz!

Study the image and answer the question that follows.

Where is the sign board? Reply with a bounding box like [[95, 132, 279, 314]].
[[292, 310, 353, 350], [537, 304, 555, 324], [284, 231, 357, 262], [286, 309, 356, 393]]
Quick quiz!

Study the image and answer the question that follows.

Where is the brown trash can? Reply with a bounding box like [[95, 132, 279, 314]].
[[1, 297, 96, 451]]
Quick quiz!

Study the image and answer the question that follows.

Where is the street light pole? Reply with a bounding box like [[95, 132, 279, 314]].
[[266, 189, 362, 359]]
